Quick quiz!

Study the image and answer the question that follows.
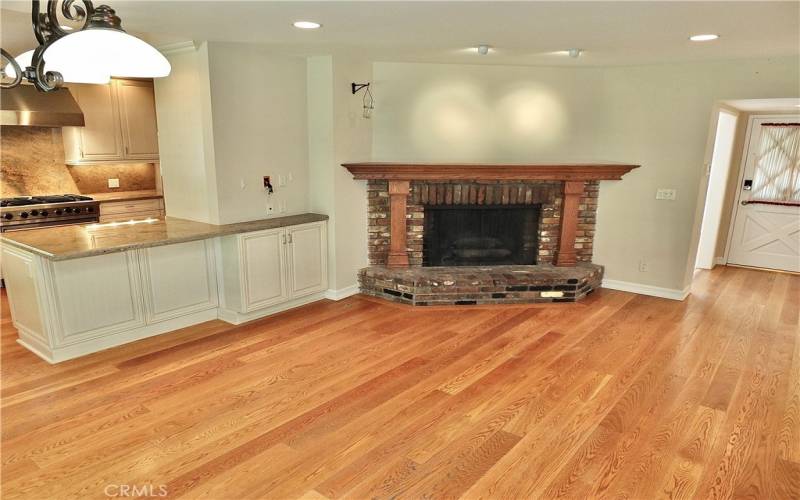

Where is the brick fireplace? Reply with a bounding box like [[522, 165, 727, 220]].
[[344, 163, 638, 305]]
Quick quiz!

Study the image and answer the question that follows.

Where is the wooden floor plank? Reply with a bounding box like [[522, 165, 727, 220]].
[[0, 266, 797, 499]]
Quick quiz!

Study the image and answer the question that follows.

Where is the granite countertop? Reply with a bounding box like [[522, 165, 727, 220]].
[[87, 190, 164, 202], [0, 213, 328, 261]]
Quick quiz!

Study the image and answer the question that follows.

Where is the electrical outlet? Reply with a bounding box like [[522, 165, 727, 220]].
[[638, 259, 648, 272], [279, 200, 287, 213], [656, 188, 677, 200], [108, 178, 120, 188], [278, 175, 287, 187]]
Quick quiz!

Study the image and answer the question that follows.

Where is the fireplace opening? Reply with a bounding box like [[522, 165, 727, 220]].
[[423, 205, 540, 267]]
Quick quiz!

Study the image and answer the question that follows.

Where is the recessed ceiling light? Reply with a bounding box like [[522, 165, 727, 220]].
[[293, 21, 321, 29], [689, 34, 719, 42], [476, 44, 491, 55]]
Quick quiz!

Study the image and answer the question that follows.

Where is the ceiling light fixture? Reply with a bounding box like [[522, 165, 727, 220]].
[[568, 48, 582, 58], [293, 21, 321, 29], [477, 44, 490, 55], [1, 0, 170, 92], [689, 34, 720, 42]]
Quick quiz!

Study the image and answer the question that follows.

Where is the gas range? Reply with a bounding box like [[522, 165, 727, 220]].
[[0, 194, 100, 232]]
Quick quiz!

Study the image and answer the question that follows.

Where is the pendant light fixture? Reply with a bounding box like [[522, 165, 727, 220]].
[[1, 0, 171, 92]]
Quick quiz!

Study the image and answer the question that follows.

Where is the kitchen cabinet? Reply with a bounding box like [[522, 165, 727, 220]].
[[220, 221, 328, 322], [99, 198, 165, 222], [63, 79, 159, 164], [1, 238, 218, 362], [1, 217, 328, 362], [139, 240, 218, 323]]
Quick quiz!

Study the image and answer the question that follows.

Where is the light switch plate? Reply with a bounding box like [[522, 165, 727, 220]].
[[656, 188, 676, 200], [108, 178, 120, 188]]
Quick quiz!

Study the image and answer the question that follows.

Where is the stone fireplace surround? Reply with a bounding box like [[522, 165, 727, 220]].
[[343, 163, 638, 306]]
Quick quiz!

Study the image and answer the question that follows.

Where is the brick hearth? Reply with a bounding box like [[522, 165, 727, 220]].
[[359, 263, 604, 306]]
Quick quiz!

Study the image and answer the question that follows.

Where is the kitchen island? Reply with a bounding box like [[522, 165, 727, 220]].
[[1, 214, 328, 362]]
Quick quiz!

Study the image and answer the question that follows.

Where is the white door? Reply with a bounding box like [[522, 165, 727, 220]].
[[117, 79, 160, 159], [287, 222, 328, 298], [241, 228, 289, 311], [727, 116, 800, 272]]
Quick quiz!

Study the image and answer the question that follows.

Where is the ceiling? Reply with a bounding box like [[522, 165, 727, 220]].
[[2, 1, 799, 67]]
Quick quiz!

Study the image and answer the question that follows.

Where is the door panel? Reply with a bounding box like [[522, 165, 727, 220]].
[[241, 229, 288, 310], [287, 223, 327, 298], [50, 251, 144, 343], [727, 116, 800, 272], [117, 80, 160, 159], [140, 240, 218, 322], [74, 83, 124, 160]]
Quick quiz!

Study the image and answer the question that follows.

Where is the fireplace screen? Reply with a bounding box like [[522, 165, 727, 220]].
[[423, 205, 540, 266]]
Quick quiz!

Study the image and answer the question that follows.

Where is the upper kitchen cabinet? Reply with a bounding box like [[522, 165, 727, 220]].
[[63, 79, 159, 164]]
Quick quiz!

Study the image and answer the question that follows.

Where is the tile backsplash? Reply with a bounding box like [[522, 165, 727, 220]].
[[1, 126, 156, 197]]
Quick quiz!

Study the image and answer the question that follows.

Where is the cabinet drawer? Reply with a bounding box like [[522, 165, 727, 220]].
[[100, 198, 163, 215], [99, 210, 164, 223]]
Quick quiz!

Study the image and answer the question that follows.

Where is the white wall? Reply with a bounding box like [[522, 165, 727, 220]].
[[371, 58, 799, 293], [154, 43, 220, 224], [207, 43, 309, 224], [307, 56, 372, 292]]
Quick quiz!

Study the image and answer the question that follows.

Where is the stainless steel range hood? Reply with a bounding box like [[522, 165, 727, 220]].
[[0, 85, 85, 127]]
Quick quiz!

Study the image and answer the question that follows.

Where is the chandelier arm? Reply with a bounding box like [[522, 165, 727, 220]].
[[47, 0, 93, 40], [0, 48, 23, 89], [32, 0, 47, 45], [30, 44, 63, 92]]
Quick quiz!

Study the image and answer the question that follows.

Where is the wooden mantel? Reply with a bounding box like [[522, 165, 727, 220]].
[[342, 162, 639, 181], [343, 162, 639, 268]]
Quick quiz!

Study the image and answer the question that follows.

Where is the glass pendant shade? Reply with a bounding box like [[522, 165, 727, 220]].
[[45, 29, 171, 79], [4, 49, 111, 84]]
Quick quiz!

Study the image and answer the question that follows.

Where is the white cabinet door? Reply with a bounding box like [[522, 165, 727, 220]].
[[287, 222, 327, 298], [241, 229, 289, 311], [49, 251, 144, 344], [70, 83, 125, 161], [117, 79, 160, 159], [140, 240, 218, 323]]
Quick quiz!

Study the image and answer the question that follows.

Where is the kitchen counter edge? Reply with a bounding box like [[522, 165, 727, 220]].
[[0, 213, 329, 261]]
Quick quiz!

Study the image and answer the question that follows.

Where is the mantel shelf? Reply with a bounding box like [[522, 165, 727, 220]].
[[342, 162, 640, 181]]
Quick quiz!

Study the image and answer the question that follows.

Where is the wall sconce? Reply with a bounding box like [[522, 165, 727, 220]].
[[352, 82, 374, 119]]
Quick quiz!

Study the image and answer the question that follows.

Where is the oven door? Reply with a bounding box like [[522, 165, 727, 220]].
[[0, 217, 99, 232]]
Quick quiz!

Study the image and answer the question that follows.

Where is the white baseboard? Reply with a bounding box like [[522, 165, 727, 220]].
[[217, 291, 327, 325], [21, 308, 219, 364], [602, 279, 691, 301], [324, 284, 360, 301], [714, 257, 727, 266]]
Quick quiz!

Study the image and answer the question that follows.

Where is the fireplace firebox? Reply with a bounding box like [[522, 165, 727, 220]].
[[423, 205, 540, 266]]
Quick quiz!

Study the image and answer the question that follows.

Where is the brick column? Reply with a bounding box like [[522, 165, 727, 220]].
[[554, 180, 585, 267], [387, 180, 410, 267]]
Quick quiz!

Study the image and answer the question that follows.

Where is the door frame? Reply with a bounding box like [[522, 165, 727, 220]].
[[722, 113, 800, 264]]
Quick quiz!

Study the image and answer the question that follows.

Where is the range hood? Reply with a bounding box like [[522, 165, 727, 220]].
[[0, 85, 85, 127]]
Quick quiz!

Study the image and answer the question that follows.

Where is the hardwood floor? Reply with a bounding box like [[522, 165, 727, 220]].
[[1, 265, 798, 499]]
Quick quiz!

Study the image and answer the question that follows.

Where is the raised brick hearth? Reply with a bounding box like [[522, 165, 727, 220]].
[[359, 263, 603, 306], [344, 162, 638, 305]]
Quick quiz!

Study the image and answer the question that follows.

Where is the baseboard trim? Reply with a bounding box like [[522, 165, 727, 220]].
[[324, 284, 360, 301], [714, 257, 727, 266], [218, 292, 327, 325], [602, 279, 691, 301]]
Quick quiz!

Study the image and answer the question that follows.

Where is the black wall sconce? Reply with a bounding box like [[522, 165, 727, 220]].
[[351, 82, 374, 118]]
